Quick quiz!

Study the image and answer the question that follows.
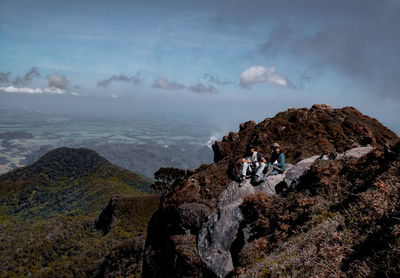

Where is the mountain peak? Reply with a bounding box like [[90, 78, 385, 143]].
[[34, 147, 109, 178], [0, 147, 110, 182]]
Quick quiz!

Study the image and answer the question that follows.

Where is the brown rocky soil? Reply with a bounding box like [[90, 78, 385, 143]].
[[173, 104, 397, 208], [142, 105, 399, 278]]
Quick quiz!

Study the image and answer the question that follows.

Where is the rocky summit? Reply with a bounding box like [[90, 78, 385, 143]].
[[143, 105, 399, 278]]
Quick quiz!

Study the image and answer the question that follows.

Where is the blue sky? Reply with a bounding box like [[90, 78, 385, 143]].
[[0, 0, 399, 133]]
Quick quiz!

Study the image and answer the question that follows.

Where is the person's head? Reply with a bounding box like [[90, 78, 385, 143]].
[[247, 144, 255, 153], [272, 143, 281, 153]]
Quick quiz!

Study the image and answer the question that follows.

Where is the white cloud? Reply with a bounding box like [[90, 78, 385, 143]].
[[152, 77, 185, 90], [206, 133, 223, 149], [0, 86, 65, 94], [47, 73, 69, 89], [239, 65, 293, 88]]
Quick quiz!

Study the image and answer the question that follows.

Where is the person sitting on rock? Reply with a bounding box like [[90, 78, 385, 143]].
[[240, 144, 266, 183], [264, 143, 286, 177]]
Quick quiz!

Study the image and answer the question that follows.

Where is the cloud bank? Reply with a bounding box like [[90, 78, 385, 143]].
[[152, 77, 185, 90], [97, 73, 141, 87], [189, 83, 218, 94], [13, 67, 41, 86], [203, 74, 230, 86], [239, 65, 293, 88], [0, 86, 65, 94], [0, 72, 11, 83]]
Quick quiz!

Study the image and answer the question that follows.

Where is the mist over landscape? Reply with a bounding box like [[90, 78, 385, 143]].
[[0, 103, 217, 177]]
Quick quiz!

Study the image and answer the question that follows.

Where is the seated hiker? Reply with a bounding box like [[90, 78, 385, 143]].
[[264, 143, 286, 177], [240, 144, 266, 182]]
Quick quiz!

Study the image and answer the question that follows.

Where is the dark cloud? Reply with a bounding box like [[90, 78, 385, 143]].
[[261, 19, 400, 97], [0, 72, 11, 83], [152, 77, 185, 90], [13, 67, 40, 86], [97, 73, 141, 88], [216, 0, 400, 98], [47, 73, 69, 90], [203, 74, 230, 86], [189, 83, 218, 94]]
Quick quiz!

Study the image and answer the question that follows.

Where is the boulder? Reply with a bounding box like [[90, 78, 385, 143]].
[[284, 156, 320, 189]]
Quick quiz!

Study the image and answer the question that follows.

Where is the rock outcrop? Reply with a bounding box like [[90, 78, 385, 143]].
[[143, 105, 399, 278], [186, 105, 397, 209], [197, 175, 288, 278]]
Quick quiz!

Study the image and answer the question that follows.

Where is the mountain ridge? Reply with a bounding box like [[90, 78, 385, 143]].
[[143, 104, 399, 278]]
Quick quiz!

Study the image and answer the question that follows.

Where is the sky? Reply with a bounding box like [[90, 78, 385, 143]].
[[0, 0, 399, 134]]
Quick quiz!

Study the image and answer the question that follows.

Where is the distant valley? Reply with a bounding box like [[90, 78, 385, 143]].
[[0, 108, 217, 178]]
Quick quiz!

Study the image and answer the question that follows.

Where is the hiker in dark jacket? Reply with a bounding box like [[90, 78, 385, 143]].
[[240, 144, 266, 182], [264, 143, 286, 177]]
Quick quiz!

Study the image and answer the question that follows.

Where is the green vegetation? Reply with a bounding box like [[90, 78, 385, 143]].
[[0, 148, 157, 277]]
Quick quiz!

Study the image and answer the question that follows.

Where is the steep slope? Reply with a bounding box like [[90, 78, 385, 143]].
[[0, 147, 155, 277], [0, 147, 151, 218], [143, 105, 399, 278]]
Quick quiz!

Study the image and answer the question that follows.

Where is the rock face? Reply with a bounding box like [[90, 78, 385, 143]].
[[142, 105, 399, 278], [142, 203, 211, 278], [284, 156, 320, 189], [197, 174, 290, 278]]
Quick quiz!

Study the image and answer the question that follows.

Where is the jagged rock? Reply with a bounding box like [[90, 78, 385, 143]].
[[197, 180, 257, 278], [229, 132, 239, 142], [176, 203, 211, 234], [142, 203, 211, 278], [311, 104, 332, 110], [261, 170, 290, 195], [212, 141, 232, 162], [343, 146, 373, 159], [239, 120, 256, 131], [284, 155, 320, 189]]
